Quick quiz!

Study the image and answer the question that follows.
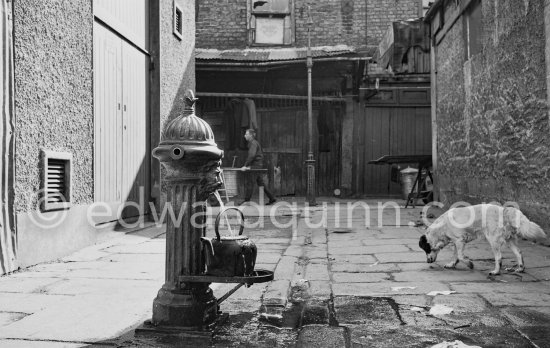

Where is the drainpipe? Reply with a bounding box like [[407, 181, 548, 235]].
[[429, 19, 439, 202]]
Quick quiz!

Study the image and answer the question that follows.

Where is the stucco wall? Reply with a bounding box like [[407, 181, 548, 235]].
[[150, 0, 197, 203], [160, 0, 196, 129], [434, 0, 550, 227], [12, 0, 94, 213], [196, 0, 421, 50], [10, 0, 197, 268]]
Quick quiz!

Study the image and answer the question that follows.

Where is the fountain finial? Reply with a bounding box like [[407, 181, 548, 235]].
[[185, 90, 198, 109]]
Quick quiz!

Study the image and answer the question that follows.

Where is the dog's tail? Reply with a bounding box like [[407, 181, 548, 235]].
[[504, 207, 547, 240]]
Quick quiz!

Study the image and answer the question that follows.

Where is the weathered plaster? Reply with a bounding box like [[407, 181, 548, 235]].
[[12, 0, 94, 213], [160, 0, 196, 131]]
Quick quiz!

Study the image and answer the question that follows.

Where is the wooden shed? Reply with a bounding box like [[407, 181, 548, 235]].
[[196, 46, 363, 197], [198, 94, 345, 197], [196, 39, 432, 198]]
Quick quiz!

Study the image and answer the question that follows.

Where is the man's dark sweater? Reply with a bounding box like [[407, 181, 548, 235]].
[[244, 139, 263, 168]]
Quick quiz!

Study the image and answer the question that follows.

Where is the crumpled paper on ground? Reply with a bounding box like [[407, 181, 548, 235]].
[[428, 304, 453, 316], [427, 290, 457, 296], [391, 286, 417, 291], [430, 340, 481, 348]]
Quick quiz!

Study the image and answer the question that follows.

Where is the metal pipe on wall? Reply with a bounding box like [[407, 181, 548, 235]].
[[305, 5, 316, 206]]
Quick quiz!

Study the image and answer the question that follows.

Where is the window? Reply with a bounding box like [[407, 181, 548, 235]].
[[42, 150, 72, 211], [173, 2, 183, 40], [464, 0, 482, 59], [248, 0, 293, 46]]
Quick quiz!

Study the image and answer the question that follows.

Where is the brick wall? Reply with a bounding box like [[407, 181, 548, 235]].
[[366, 0, 421, 46], [434, 0, 550, 228], [196, 1, 248, 49], [196, 0, 421, 49]]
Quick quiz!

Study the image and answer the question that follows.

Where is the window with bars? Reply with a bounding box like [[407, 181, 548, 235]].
[[248, 0, 293, 46], [173, 3, 183, 40], [42, 150, 72, 211]]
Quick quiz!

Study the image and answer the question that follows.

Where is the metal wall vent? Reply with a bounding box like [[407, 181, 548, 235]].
[[42, 150, 72, 211], [173, 3, 183, 40]]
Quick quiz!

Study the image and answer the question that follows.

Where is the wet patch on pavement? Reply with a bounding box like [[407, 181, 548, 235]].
[[348, 325, 532, 348], [213, 312, 297, 347], [516, 326, 550, 348], [296, 325, 348, 348], [333, 296, 404, 326], [331, 296, 535, 347], [501, 306, 550, 326]]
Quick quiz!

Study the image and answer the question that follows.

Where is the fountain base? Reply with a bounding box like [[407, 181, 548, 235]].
[[149, 285, 218, 328], [135, 313, 229, 342]]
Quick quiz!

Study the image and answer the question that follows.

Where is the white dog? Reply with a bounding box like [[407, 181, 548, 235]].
[[419, 204, 546, 275]]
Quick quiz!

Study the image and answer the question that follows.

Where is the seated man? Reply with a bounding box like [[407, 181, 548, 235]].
[[238, 129, 277, 206]]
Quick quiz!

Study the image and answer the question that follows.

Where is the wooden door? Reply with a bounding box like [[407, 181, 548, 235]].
[[258, 105, 343, 197], [121, 41, 149, 205], [315, 105, 342, 196], [93, 0, 149, 51], [259, 108, 305, 196], [94, 22, 123, 203], [362, 107, 392, 195], [93, 22, 150, 216], [358, 106, 431, 196]]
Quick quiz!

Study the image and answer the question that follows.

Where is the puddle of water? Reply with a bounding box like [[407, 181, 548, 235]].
[[214, 312, 298, 347]]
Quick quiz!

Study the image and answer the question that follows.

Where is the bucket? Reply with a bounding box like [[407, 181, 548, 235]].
[[400, 167, 418, 200]]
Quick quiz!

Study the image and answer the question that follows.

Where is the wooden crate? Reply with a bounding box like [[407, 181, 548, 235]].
[[221, 169, 239, 197]]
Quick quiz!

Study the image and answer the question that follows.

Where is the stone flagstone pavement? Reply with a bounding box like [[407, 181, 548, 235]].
[[0, 198, 548, 347]]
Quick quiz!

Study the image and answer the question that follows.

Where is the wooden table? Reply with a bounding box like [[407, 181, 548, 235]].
[[367, 155, 433, 208]]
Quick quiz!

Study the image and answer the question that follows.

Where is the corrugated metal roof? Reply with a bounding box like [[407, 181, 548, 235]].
[[196, 45, 358, 62]]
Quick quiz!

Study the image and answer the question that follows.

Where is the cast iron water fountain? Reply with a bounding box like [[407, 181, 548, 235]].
[[137, 90, 273, 339]]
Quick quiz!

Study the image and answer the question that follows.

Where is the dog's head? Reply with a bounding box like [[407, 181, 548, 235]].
[[419, 233, 446, 263]]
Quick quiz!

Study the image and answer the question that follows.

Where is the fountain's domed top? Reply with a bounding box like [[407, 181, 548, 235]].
[[161, 90, 216, 145], [153, 90, 223, 162]]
